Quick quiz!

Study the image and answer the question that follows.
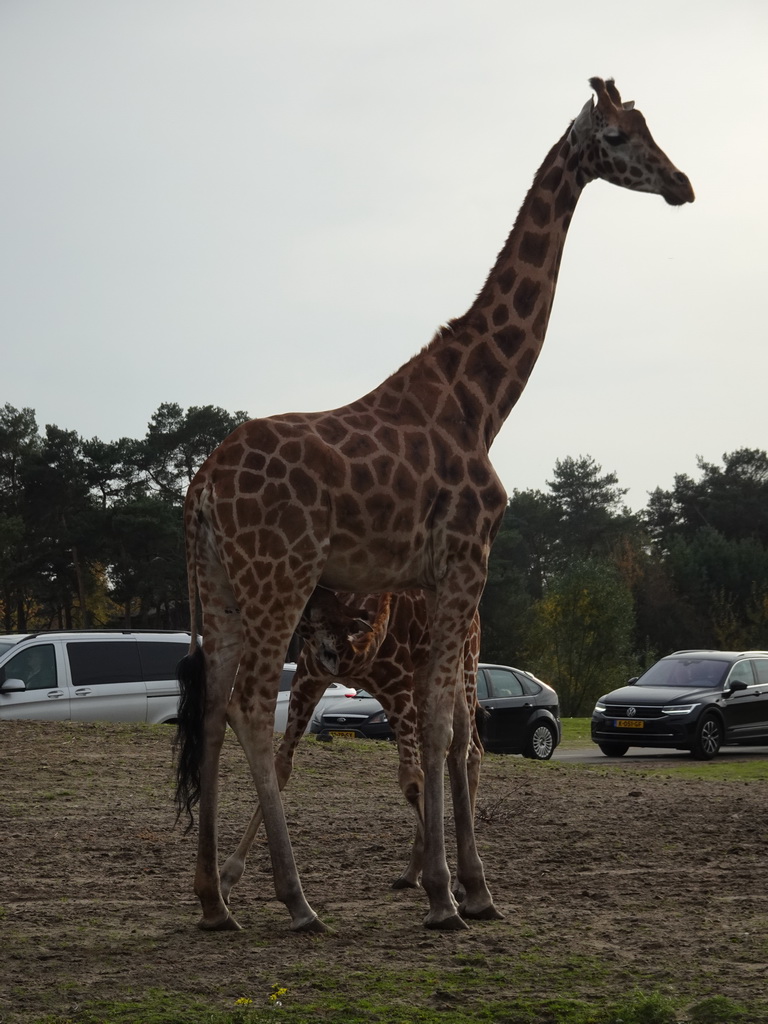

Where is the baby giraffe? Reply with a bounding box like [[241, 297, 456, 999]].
[[217, 589, 488, 911]]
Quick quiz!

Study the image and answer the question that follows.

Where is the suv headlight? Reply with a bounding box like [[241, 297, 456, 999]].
[[593, 702, 607, 713], [661, 703, 699, 715]]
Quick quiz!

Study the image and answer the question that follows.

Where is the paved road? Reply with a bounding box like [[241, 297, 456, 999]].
[[553, 745, 768, 764]]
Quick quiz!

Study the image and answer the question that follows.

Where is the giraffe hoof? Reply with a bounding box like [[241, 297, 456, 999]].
[[197, 912, 242, 932], [391, 876, 420, 890], [424, 912, 469, 931], [460, 903, 504, 921], [292, 914, 329, 934]]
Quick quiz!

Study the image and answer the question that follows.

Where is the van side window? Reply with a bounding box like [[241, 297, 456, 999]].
[[4, 645, 57, 690], [138, 641, 188, 681], [67, 642, 141, 686]]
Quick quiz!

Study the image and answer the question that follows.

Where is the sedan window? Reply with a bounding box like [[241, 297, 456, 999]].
[[485, 668, 524, 698], [519, 675, 542, 696]]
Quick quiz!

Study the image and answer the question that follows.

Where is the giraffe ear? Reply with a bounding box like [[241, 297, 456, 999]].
[[570, 97, 593, 143], [622, 101, 635, 111], [347, 618, 374, 652]]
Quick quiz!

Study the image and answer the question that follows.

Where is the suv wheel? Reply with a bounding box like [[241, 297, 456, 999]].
[[691, 713, 722, 760], [598, 742, 629, 757], [524, 721, 555, 760]]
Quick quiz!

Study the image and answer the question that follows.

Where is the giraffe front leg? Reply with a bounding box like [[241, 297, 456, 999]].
[[447, 711, 502, 921], [419, 661, 467, 930], [389, 696, 425, 889]]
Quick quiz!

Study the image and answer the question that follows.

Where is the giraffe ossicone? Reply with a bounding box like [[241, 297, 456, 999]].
[[175, 77, 694, 933]]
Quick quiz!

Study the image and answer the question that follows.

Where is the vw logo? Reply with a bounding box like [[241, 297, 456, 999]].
[[626, 707, 637, 717]]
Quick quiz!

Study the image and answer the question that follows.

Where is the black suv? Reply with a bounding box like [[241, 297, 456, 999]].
[[591, 650, 768, 760]]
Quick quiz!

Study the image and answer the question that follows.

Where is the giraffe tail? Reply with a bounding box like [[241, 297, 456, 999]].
[[174, 646, 206, 832]]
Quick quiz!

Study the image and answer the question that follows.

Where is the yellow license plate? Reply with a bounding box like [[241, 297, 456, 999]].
[[329, 730, 356, 738], [615, 719, 644, 728]]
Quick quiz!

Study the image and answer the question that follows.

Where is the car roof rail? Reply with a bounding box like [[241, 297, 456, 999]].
[[669, 649, 718, 655], [17, 628, 192, 640]]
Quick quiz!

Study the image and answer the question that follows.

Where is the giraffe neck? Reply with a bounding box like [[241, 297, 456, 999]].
[[367, 124, 588, 450]]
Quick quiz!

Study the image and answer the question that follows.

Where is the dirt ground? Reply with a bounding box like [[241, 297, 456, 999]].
[[2, 721, 768, 1022]]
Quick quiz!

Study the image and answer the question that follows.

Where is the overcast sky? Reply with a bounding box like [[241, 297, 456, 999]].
[[2, 1, 766, 510]]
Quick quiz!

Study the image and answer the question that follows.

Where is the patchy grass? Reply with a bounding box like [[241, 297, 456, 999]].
[[4, 721, 768, 1024], [559, 718, 593, 746], [24, 986, 755, 1023]]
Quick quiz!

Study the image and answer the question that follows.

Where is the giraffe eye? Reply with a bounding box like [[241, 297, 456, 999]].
[[605, 130, 629, 147]]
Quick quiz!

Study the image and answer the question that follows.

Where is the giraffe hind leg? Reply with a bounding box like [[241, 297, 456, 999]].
[[189, 624, 243, 930], [219, 671, 329, 903], [227, 617, 327, 933]]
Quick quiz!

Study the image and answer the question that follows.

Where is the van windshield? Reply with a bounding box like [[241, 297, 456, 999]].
[[638, 658, 729, 689]]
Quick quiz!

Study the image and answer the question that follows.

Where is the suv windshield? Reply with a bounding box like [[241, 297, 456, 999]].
[[638, 657, 730, 689]]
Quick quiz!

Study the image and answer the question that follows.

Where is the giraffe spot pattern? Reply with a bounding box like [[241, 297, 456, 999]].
[[464, 345, 504, 406], [554, 183, 575, 221], [497, 266, 517, 294], [492, 325, 526, 359], [512, 278, 541, 319], [530, 197, 551, 228], [491, 303, 509, 326], [519, 231, 550, 267]]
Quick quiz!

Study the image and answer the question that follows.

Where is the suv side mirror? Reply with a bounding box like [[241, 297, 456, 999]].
[[724, 680, 748, 697], [627, 677, 638, 685], [0, 677, 26, 693]]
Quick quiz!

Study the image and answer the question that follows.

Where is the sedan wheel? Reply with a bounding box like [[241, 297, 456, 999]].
[[691, 713, 722, 760], [524, 721, 555, 760]]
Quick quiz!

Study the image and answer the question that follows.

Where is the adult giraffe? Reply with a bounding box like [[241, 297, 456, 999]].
[[176, 77, 694, 933]]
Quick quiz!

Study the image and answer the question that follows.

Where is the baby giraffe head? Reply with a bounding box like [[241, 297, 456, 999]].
[[297, 589, 392, 676]]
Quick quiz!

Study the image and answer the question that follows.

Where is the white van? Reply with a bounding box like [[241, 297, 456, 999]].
[[0, 630, 191, 724], [0, 634, 356, 729]]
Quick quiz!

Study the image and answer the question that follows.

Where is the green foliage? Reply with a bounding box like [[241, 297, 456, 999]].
[[0, 402, 247, 631], [525, 557, 635, 715]]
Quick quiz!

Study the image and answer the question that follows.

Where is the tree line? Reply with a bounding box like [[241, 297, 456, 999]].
[[2, 401, 767, 714]]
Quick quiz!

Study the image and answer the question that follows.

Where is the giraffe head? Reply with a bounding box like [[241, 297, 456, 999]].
[[297, 590, 392, 676], [571, 77, 694, 206]]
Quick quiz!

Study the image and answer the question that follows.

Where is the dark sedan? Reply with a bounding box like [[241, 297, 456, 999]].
[[309, 663, 561, 760], [591, 649, 768, 760]]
